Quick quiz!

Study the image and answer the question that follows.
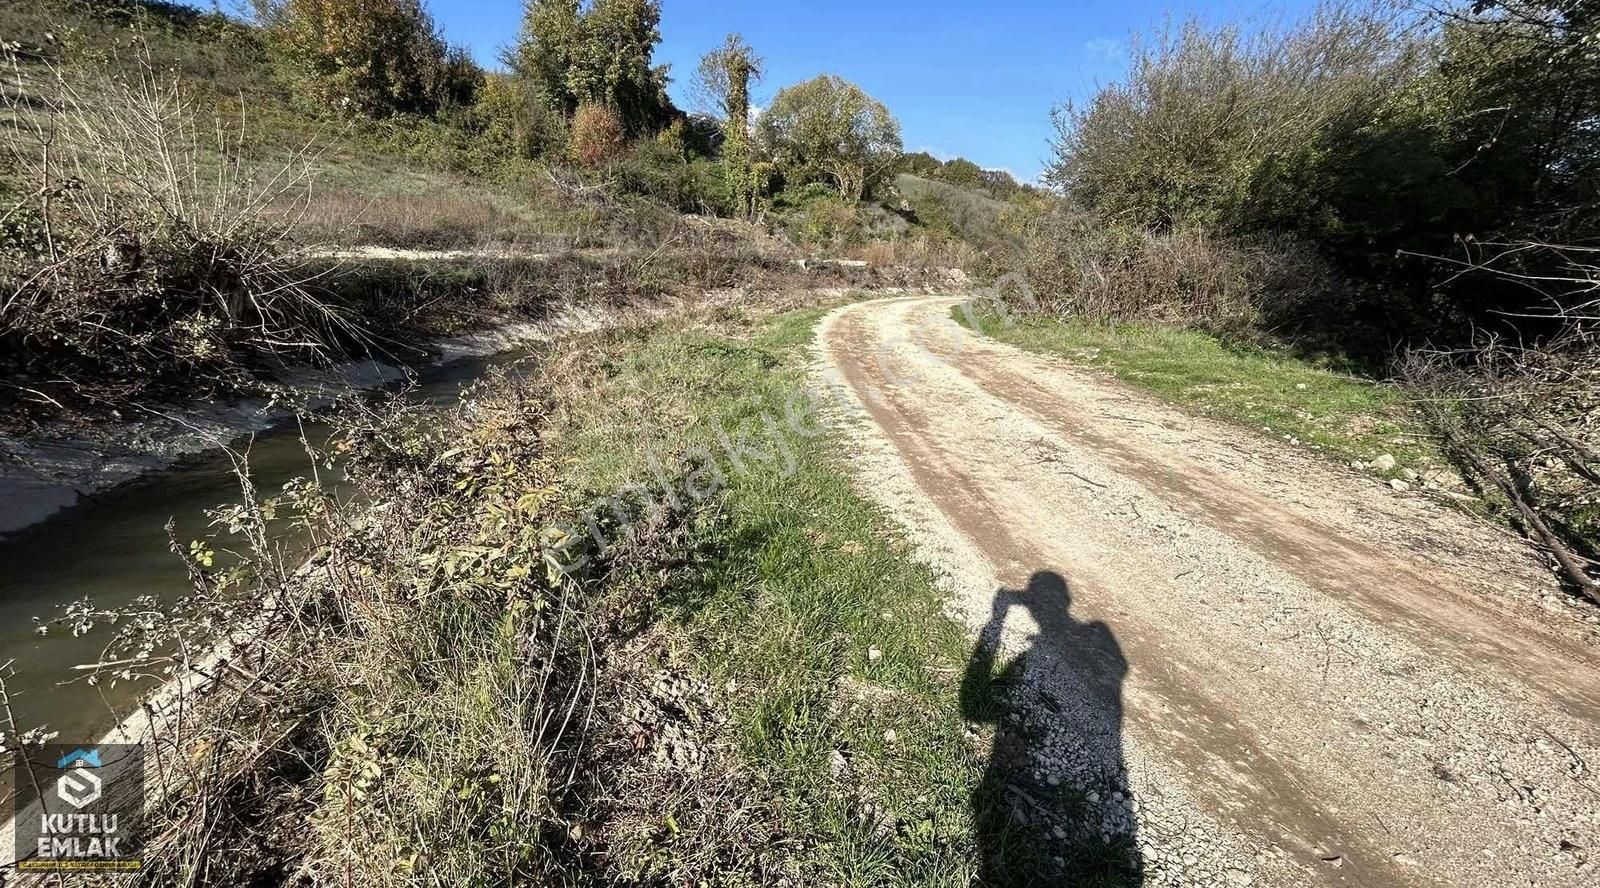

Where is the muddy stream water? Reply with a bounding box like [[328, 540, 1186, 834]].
[[0, 348, 536, 744]]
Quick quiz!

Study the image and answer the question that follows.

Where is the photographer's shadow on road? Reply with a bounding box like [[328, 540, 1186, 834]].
[[960, 570, 1144, 886]]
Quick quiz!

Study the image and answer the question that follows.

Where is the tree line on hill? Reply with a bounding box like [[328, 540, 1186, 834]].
[[243, 0, 1030, 231]]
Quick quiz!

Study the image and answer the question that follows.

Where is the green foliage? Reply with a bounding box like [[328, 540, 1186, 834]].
[[1049, 1, 1600, 343], [696, 33, 762, 218], [976, 167, 1024, 200], [510, 0, 581, 113], [614, 141, 731, 214], [897, 151, 943, 177], [793, 194, 867, 246], [261, 0, 480, 118], [653, 117, 688, 158], [1050, 7, 1412, 233], [469, 72, 569, 161], [757, 75, 903, 201], [937, 157, 983, 188], [511, 0, 674, 134]]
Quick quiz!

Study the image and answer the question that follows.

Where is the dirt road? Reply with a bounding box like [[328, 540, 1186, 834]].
[[815, 295, 1600, 888]]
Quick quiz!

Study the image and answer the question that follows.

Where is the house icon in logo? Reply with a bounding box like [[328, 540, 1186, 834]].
[[55, 748, 105, 809], [56, 748, 103, 769]]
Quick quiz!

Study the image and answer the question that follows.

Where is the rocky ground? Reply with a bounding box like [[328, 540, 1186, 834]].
[[814, 294, 1600, 888]]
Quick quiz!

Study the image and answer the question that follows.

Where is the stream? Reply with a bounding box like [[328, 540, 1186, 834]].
[[0, 348, 535, 744]]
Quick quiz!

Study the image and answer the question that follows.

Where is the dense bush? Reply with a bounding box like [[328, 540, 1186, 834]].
[[757, 75, 903, 201], [570, 103, 627, 167], [1049, 1, 1600, 344], [793, 196, 867, 247], [937, 157, 984, 188], [1049, 6, 1411, 234], [259, 0, 480, 118], [614, 141, 730, 215], [469, 73, 569, 162], [1013, 208, 1347, 337]]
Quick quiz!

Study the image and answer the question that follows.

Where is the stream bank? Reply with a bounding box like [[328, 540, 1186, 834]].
[[0, 300, 636, 539]]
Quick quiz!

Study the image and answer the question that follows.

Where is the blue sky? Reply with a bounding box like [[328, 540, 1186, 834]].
[[431, 1, 1319, 183]]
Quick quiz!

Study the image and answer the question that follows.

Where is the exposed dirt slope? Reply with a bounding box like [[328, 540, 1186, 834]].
[[815, 294, 1600, 888]]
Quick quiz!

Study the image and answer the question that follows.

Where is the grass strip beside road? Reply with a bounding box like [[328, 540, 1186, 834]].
[[955, 308, 1438, 473]]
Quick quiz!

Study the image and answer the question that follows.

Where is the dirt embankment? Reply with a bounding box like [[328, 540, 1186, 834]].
[[816, 294, 1600, 888], [0, 300, 637, 538]]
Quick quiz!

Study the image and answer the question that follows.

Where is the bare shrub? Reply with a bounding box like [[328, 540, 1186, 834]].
[[0, 49, 360, 419], [1013, 207, 1343, 335], [853, 234, 977, 270], [1403, 243, 1600, 602]]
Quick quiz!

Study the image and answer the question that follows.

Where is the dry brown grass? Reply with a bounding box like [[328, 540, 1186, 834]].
[[852, 234, 978, 269], [0, 49, 362, 418], [288, 188, 552, 250], [1011, 208, 1344, 336]]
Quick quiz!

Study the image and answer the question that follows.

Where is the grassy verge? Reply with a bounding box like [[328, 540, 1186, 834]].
[[956, 308, 1439, 474], [544, 303, 1112, 884], [100, 298, 1133, 885]]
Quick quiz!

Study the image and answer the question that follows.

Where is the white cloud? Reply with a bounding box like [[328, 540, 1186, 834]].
[[1083, 37, 1126, 63]]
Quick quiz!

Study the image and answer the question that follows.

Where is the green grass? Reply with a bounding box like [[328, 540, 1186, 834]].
[[547, 302, 1135, 885], [956, 308, 1439, 473], [895, 173, 1012, 249]]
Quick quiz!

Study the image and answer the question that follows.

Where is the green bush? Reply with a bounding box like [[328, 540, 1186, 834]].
[[614, 141, 730, 215], [261, 0, 479, 118], [470, 73, 569, 162], [1049, 1, 1600, 345], [792, 194, 866, 247]]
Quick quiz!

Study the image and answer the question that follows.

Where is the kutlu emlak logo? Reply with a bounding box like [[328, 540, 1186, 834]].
[[11, 743, 143, 872]]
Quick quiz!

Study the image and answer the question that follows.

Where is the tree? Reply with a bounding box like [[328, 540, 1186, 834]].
[[757, 75, 902, 201], [696, 34, 763, 218], [510, 0, 582, 115], [898, 151, 943, 177], [262, 0, 471, 118], [979, 168, 1023, 200], [511, 0, 675, 134], [936, 157, 984, 188]]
